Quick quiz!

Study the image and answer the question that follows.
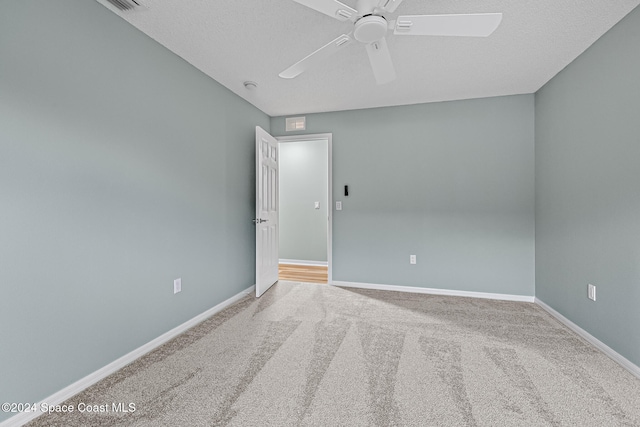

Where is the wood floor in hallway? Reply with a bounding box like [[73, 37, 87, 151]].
[[278, 263, 328, 284]]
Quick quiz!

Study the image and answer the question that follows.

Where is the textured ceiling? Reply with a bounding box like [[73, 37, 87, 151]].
[[96, 0, 640, 116]]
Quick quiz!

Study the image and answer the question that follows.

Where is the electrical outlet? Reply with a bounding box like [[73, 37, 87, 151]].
[[410, 255, 417, 265], [588, 284, 596, 301], [174, 278, 182, 294]]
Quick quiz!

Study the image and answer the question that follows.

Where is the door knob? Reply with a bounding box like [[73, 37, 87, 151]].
[[252, 218, 267, 224]]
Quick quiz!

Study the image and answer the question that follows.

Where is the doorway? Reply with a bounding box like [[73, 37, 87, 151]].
[[277, 134, 332, 284]]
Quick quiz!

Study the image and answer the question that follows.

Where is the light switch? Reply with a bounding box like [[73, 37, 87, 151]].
[[314, 201, 320, 209], [336, 201, 342, 211]]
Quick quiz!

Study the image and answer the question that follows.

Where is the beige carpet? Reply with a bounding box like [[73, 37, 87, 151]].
[[27, 281, 640, 426]]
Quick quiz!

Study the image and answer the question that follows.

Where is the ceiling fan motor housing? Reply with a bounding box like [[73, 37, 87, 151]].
[[354, 15, 388, 43]]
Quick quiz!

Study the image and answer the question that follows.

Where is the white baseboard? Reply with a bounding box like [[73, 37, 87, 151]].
[[332, 280, 535, 303], [279, 259, 328, 267], [0, 285, 256, 427], [535, 298, 640, 379]]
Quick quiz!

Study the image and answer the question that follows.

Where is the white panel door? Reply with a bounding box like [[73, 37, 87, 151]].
[[255, 126, 279, 297]]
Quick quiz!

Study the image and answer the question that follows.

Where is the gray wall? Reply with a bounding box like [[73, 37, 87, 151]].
[[535, 6, 640, 367], [279, 140, 328, 262], [272, 95, 535, 296], [0, 0, 268, 419]]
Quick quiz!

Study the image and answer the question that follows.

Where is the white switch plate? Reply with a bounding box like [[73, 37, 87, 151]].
[[314, 201, 320, 209], [336, 201, 342, 211], [410, 255, 417, 264], [174, 278, 182, 294], [588, 283, 596, 301]]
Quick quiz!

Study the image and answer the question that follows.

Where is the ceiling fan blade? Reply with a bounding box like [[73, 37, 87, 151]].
[[365, 37, 396, 85], [394, 13, 503, 37], [279, 34, 353, 79], [376, 0, 404, 13], [291, 0, 357, 21]]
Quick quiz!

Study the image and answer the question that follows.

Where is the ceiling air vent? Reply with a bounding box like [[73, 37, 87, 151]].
[[104, 0, 141, 11]]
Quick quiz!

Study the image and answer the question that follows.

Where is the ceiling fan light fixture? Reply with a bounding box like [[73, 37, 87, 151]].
[[353, 15, 388, 43], [282, 0, 503, 85]]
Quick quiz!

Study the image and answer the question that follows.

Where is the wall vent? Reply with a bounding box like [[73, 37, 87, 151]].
[[104, 0, 141, 11], [286, 117, 306, 132]]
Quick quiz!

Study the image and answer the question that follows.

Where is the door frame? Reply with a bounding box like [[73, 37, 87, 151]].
[[276, 133, 333, 284]]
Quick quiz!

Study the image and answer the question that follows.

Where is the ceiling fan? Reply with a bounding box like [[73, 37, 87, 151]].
[[279, 0, 503, 85]]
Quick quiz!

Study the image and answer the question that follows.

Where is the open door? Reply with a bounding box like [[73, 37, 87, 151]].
[[254, 126, 279, 297]]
